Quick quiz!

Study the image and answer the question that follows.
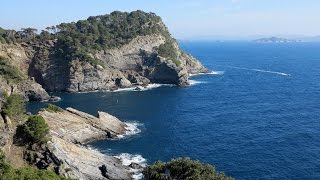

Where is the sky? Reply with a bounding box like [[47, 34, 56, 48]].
[[1, 0, 320, 40]]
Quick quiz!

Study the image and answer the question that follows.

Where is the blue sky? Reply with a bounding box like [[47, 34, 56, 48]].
[[2, 0, 320, 39]]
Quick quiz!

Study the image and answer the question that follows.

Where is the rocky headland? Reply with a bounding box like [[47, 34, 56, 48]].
[[0, 10, 212, 180], [0, 10, 209, 95]]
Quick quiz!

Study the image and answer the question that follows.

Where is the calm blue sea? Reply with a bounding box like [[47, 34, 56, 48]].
[[28, 42, 320, 180]]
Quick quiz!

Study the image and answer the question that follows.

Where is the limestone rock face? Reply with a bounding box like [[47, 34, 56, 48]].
[[0, 76, 50, 101], [48, 136, 131, 180], [39, 108, 132, 179], [0, 43, 50, 101], [39, 108, 128, 144], [0, 12, 209, 93], [98, 111, 127, 135], [0, 43, 31, 74], [28, 34, 208, 92]]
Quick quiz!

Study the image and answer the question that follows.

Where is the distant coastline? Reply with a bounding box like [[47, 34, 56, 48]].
[[254, 37, 302, 43]]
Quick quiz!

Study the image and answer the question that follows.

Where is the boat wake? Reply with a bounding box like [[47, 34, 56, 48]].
[[114, 153, 147, 180], [218, 65, 290, 76], [251, 68, 290, 76]]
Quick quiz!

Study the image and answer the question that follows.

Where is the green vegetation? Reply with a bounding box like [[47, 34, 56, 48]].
[[158, 42, 181, 66], [0, 150, 68, 180], [0, 57, 25, 82], [0, 27, 38, 44], [0, 11, 181, 67], [2, 94, 25, 118], [51, 10, 171, 66], [45, 104, 63, 113], [22, 115, 50, 144], [143, 158, 233, 180]]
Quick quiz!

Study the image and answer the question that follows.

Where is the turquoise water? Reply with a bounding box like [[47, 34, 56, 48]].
[[28, 42, 320, 179]]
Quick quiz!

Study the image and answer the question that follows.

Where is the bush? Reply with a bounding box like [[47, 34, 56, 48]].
[[22, 115, 50, 144], [0, 150, 68, 180], [0, 57, 25, 82], [2, 94, 25, 118], [46, 104, 63, 113], [158, 42, 181, 66], [143, 158, 234, 180]]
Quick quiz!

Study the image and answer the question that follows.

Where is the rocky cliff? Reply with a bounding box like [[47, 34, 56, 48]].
[[36, 108, 133, 179], [0, 11, 208, 93], [0, 43, 52, 101]]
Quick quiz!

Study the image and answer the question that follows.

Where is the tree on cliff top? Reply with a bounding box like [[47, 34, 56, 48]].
[[143, 157, 233, 180], [50, 10, 171, 65]]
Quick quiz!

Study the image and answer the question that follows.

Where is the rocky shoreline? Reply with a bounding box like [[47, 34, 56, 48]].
[[0, 11, 212, 179], [38, 107, 142, 180]]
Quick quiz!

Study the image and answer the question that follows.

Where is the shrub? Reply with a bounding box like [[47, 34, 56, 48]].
[[2, 94, 25, 118], [158, 42, 181, 66], [22, 115, 50, 144], [0, 57, 25, 82], [143, 157, 234, 180], [46, 104, 63, 113]]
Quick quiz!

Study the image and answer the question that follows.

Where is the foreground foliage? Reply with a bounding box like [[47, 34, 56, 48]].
[[21, 115, 50, 144], [144, 158, 233, 180], [0, 150, 68, 180]]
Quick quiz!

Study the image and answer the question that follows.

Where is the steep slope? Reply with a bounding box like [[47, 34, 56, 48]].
[[0, 10, 208, 92], [0, 46, 50, 101]]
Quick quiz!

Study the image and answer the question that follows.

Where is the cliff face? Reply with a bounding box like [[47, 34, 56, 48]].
[[0, 43, 50, 101], [0, 11, 208, 93], [29, 35, 207, 92]]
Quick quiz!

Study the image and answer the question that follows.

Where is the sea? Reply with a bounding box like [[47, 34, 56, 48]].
[[27, 41, 320, 180]]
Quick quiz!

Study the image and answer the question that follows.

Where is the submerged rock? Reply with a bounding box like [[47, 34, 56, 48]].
[[129, 162, 143, 170], [47, 96, 61, 102]]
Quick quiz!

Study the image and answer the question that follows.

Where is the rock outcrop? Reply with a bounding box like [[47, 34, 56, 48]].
[[0, 11, 209, 93], [48, 136, 131, 180], [29, 34, 208, 92], [0, 43, 52, 101], [0, 77, 51, 102], [37, 108, 132, 179], [39, 108, 128, 144]]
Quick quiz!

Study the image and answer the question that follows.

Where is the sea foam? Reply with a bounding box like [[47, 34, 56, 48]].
[[117, 122, 143, 139], [114, 153, 147, 180], [189, 80, 206, 86], [109, 83, 176, 93], [189, 70, 224, 77]]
